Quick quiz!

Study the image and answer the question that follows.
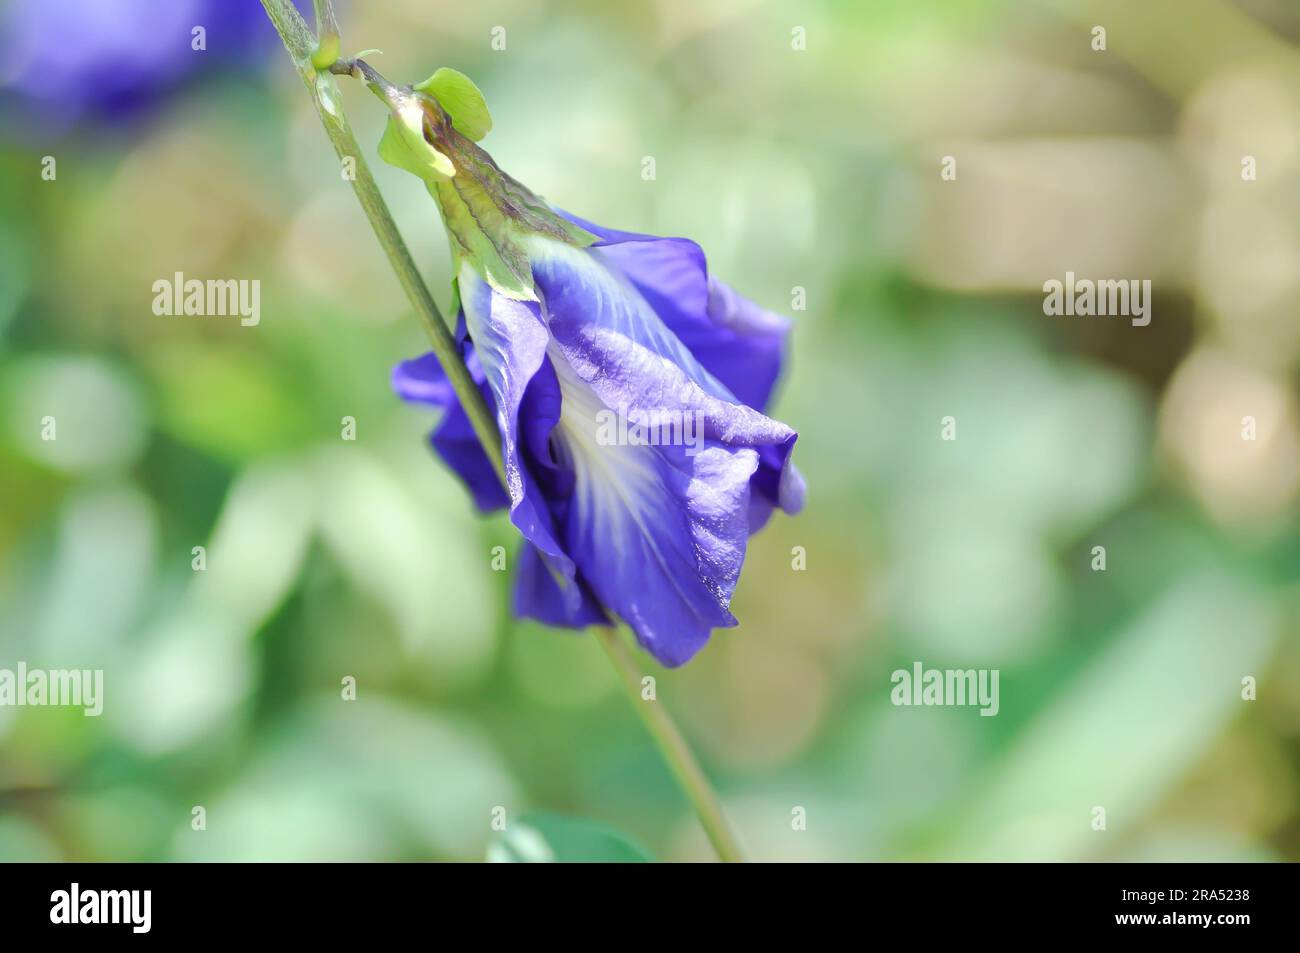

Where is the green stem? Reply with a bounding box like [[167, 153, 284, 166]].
[[311, 0, 340, 45], [594, 627, 745, 862], [258, 0, 744, 863], [259, 0, 503, 482], [309, 0, 341, 69]]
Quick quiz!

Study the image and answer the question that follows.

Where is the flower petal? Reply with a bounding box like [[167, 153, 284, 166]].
[[457, 267, 586, 614], [547, 354, 759, 666], [557, 211, 791, 414], [529, 237, 803, 514], [527, 238, 803, 663], [392, 350, 508, 513], [513, 540, 610, 628]]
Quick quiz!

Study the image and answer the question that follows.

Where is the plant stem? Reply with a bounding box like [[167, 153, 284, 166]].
[[309, 0, 340, 68], [594, 627, 745, 862], [258, 0, 744, 863], [259, 0, 504, 482]]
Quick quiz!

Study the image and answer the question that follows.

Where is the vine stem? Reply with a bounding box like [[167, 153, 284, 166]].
[[260, 0, 504, 481], [259, 0, 746, 862], [593, 627, 745, 862]]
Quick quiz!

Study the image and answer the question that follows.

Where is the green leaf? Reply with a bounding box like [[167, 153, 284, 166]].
[[487, 813, 653, 863], [415, 67, 493, 142]]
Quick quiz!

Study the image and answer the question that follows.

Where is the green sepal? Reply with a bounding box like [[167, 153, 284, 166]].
[[377, 103, 455, 180], [446, 276, 463, 325], [372, 70, 593, 303], [434, 178, 536, 301], [414, 67, 492, 142]]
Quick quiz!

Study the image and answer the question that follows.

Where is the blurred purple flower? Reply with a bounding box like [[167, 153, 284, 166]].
[[0, 0, 305, 134]]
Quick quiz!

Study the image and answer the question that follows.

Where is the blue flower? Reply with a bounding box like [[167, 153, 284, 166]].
[[381, 70, 804, 667], [0, 0, 295, 134]]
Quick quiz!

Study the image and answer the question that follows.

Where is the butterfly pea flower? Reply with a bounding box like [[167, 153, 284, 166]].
[[382, 68, 804, 666]]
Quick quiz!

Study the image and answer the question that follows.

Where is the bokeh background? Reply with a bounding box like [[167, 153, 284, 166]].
[[1, 0, 1298, 862]]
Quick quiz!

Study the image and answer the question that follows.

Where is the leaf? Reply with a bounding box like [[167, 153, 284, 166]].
[[487, 812, 653, 863], [415, 67, 493, 142]]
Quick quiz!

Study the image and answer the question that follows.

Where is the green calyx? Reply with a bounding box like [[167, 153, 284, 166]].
[[373, 67, 595, 301]]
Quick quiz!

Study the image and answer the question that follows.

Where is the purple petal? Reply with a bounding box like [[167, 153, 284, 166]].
[[513, 541, 610, 628], [558, 211, 792, 414], [393, 352, 457, 406], [565, 437, 761, 666], [531, 239, 803, 513], [457, 270, 586, 614], [392, 350, 508, 513], [527, 238, 803, 664]]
